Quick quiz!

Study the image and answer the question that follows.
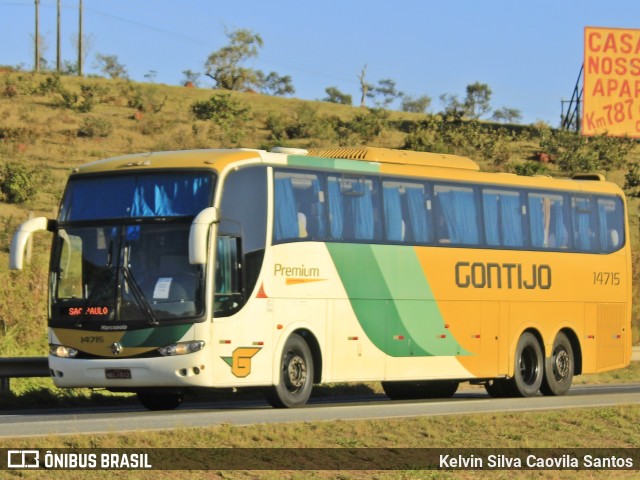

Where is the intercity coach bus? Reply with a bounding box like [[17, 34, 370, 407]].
[[9, 146, 631, 409]]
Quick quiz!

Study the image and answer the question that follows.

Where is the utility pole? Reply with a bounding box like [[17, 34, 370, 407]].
[[56, 0, 61, 72], [34, 0, 40, 72], [78, 0, 83, 76]]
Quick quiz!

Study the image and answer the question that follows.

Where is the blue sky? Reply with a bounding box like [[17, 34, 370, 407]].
[[1, 0, 639, 125]]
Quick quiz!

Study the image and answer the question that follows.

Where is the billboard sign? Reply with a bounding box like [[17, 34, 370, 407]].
[[583, 26, 640, 137]]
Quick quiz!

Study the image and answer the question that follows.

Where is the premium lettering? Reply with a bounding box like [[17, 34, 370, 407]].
[[274, 263, 320, 278], [455, 262, 551, 290]]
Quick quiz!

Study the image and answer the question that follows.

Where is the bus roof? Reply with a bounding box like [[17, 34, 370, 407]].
[[73, 149, 262, 174], [305, 147, 480, 171], [70, 146, 624, 197]]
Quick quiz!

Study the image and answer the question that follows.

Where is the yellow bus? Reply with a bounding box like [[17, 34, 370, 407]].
[[10, 146, 632, 409]]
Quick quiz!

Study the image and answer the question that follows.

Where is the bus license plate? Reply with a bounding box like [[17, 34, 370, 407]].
[[105, 369, 131, 380]]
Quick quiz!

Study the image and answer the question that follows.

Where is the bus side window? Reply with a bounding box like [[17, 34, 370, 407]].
[[273, 171, 326, 242], [528, 193, 569, 249], [572, 196, 597, 252], [597, 196, 624, 252], [482, 189, 524, 248], [327, 175, 380, 242], [434, 184, 479, 246], [382, 180, 432, 244]]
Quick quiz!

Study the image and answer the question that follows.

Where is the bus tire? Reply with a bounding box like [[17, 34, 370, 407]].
[[137, 391, 183, 411], [508, 332, 544, 397], [540, 332, 574, 396], [266, 334, 314, 408]]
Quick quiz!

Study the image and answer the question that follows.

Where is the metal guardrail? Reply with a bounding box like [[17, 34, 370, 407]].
[[0, 357, 49, 392]]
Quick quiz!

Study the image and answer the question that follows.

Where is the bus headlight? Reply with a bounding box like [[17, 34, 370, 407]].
[[50, 344, 79, 358], [157, 341, 205, 356]]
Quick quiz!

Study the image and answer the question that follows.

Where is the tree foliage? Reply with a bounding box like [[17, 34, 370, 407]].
[[323, 86, 352, 105], [205, 28, 263, 90], [204, 28, 294, 96], [492, 107, 522, 123], [255, 71, 295, 96], [401, 94, 431, 113], [94, 53, 128, 79], [464, 81, 492, 119]]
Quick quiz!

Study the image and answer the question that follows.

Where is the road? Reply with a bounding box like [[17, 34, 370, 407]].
[[1, 383, 639, 438]]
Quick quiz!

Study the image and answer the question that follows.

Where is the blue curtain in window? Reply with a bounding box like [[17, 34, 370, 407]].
[[598, 202, 609, 249], [573, 198, 591, 250], [351, 182, 374, 240], [131, 176, 211, 217], [500, 195, 523, 247], [529, 197, 545, 247], [406, 187, 430, 243], [274, 178, 299, 240], [62, 174, 212, 221], [551, 202, 568, 247], [327, 178, 344, 238], [383, 186, 403, 241], [483, 193, 500, 245], [311, 179, 326, 238], [439, 190, 478, 244], [574, 212, 591, 250]]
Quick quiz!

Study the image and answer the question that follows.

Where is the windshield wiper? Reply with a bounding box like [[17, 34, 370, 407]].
[[75, 239, 115, 328], [122, 244, 159, 326]]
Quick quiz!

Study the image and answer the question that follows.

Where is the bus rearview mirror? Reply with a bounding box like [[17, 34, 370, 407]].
[[189, 207, 220, 265], [9, 216, 54, 270]]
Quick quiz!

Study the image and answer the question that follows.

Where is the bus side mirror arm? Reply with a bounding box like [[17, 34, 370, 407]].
[[189, 207, 220, 265], [9, 217, 55, 270]]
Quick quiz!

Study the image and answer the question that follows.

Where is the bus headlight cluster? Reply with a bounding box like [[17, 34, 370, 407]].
[[50, 344, 78, 358], [157, 341, 205, 356]]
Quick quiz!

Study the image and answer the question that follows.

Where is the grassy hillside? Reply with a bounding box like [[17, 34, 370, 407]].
[[0, 70, 639, 361]]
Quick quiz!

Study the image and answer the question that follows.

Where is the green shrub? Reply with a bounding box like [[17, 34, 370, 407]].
[[537, 126, 635, 175], [284, 104, 337, 142], [77, 116, 113, 138], [624, 161, 640, 196], [511, 161, 548, 176], [123, 82, 167, 113], [190, 94, 252, 145], [344, 108, 389, 144], [38, 74, 63, 95], [0, 162, 38, 203], [402, 116, 518, 164]]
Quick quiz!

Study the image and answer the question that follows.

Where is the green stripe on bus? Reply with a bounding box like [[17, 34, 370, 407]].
[[326, 243, 468, 357], [287, 155, 380, 173], [120, 324, 192, 348]]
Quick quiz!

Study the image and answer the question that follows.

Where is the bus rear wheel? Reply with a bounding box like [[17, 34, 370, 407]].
[[137, 391, 183, 411], [265, 334, 314, 408], [540, 332, 574, 396], [382, 380, 459, 400], [507, 332, 544, 397]]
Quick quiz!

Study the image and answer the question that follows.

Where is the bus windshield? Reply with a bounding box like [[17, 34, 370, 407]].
[[59, 172, 213, 221], [50, 172, 214, 326]]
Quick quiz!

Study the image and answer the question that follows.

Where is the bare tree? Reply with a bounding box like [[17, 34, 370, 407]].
[[358, 64, 373, 107]]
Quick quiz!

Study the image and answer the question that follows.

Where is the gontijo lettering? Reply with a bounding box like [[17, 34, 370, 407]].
[[455, 262, 552, 289]]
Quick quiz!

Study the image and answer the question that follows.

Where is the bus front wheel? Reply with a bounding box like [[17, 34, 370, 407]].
[[540, 332, 574, 396], [266, 334, 314, 408], [508, 332, 543, 397]]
